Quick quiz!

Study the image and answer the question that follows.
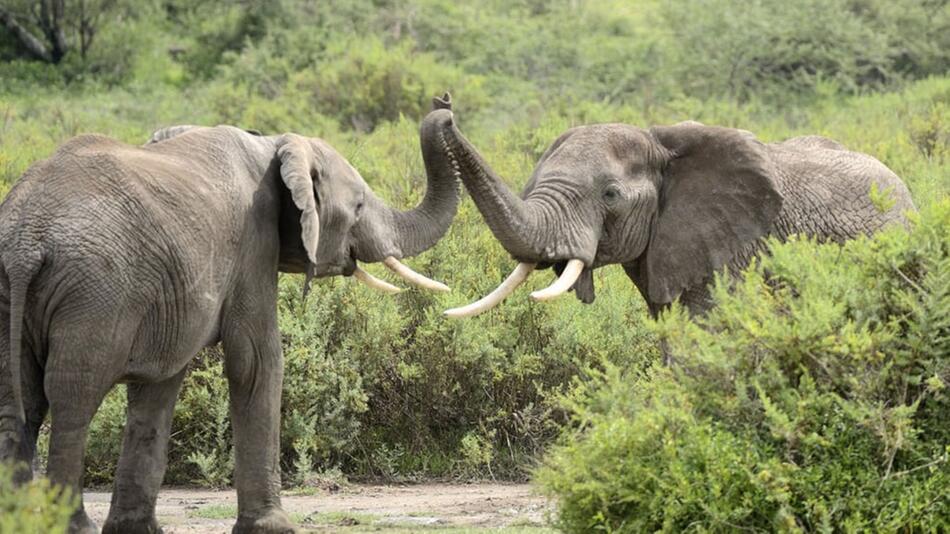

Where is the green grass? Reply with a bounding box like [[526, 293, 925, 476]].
[[297, 510, 382, 528], [188, 503, 237, 520]]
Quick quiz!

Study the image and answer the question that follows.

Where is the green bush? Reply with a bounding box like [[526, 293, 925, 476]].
[[168, 0, 277, 81], [660, 0, 950, 101], [538, 201, 950, 532], [0, 465, 75, 534], [0, 60, 68, 93]]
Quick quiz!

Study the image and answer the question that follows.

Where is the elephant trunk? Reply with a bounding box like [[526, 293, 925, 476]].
[[354, 106, 462, 263], [430, 105, 599, 317], [390, 107, 463, 257], [427, 109, 551, 262]]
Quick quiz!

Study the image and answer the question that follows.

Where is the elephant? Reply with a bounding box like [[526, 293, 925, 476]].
[[0, 101, 459, 533], [425, 109, 915, 318]]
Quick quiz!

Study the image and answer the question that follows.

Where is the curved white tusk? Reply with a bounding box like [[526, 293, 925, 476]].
[[444, 263, 536, 318], [353, 266, 402, 294], [383, 257, 451, 292], [530, 259, 585, 302]]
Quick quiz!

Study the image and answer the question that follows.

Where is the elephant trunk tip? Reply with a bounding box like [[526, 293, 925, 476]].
[[433, 92, 452, 110]]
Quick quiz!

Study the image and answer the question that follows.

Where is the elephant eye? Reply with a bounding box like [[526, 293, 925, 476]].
[[603, 186, 621, 203]]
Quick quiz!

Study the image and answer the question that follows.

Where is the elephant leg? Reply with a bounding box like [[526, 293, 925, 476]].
[[222, 312, 296, 534], [44, 321, 126, 534], [680, 282, 716, 318], [46, 370, 114, 534], [102, 367, 188, 534], [16, 355, 48, 483], [0, 334, 48, 484]]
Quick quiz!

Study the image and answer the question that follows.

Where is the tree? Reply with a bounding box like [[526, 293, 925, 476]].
[[0, 0, 118, 63]]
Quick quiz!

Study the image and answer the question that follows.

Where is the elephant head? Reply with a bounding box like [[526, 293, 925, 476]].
[[427, 111, 783, 316], [148, 99, 460, 293]]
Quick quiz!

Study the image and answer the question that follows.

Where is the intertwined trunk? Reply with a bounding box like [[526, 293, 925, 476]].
[[425, 109, 550, 262]]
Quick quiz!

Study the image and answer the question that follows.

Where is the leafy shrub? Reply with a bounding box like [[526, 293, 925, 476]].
[[0, 61, 67, 93], [660, 0, 950, 101], [168, 0, 277, 81], [0, 465, 75, 534], [538, 201, 950, 532]]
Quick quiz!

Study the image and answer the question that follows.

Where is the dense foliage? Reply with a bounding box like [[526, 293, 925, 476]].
[[538, 200, 950, 531], [1, 2, 947, 520], [0, 466, 74, 533]]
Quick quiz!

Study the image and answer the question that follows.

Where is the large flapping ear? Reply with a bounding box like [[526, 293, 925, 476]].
[[644, 121, 783, 304], [276, 134, 320, 265]]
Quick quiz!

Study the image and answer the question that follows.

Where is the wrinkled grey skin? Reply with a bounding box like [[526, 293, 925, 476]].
[[0, 113, 458, 533], [431, 111, 914, 315]]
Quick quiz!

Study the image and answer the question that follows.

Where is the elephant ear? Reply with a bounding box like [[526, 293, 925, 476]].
[[644, 121, 783, 304], [276, 134, 320, 265]]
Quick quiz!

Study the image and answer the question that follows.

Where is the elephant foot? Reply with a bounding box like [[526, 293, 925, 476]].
[[232, 508, 297, 534], [102, 514, 163, 534], [68, 509, 99, 534]]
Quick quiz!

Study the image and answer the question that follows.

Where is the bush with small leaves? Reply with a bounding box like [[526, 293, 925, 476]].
[[0, 465, 75, 534], [538, 200, 950, 532]]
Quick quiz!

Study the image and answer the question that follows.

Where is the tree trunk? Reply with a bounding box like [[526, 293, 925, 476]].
[[0, 7, 54, 62], [39, 0, 68, 63]]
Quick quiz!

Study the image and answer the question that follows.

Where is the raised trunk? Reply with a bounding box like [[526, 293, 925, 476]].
[[389, 110, 464, 256], [353, 109, 462, 262], [427, 109, 550, 261]]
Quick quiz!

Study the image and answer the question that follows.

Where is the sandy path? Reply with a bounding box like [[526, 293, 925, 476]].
[[85, 483, 552, 533]]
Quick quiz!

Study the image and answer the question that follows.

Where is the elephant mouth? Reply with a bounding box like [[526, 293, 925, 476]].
[[311, 260, 354, 278], [552, 260, 596, 304], [535, 260, 597, 304]]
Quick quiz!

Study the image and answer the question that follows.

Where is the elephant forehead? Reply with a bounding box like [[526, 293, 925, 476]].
[[549, 124, 654, 166]]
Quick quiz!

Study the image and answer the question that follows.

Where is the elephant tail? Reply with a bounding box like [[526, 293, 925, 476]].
[[6, 253, 41, 425]]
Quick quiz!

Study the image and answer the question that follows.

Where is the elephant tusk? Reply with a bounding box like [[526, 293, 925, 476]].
[[444, 262, 536, 318], [353, 266, 402, 294], [383, 257, 451, 292], [530, 259, 585, 302]]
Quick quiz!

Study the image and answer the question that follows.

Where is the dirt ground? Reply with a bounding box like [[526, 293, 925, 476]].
[[85, 483, 553, 533]]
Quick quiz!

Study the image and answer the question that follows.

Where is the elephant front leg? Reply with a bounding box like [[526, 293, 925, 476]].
[[103, 367, 188, 534], [223, 322, 296, 534]]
